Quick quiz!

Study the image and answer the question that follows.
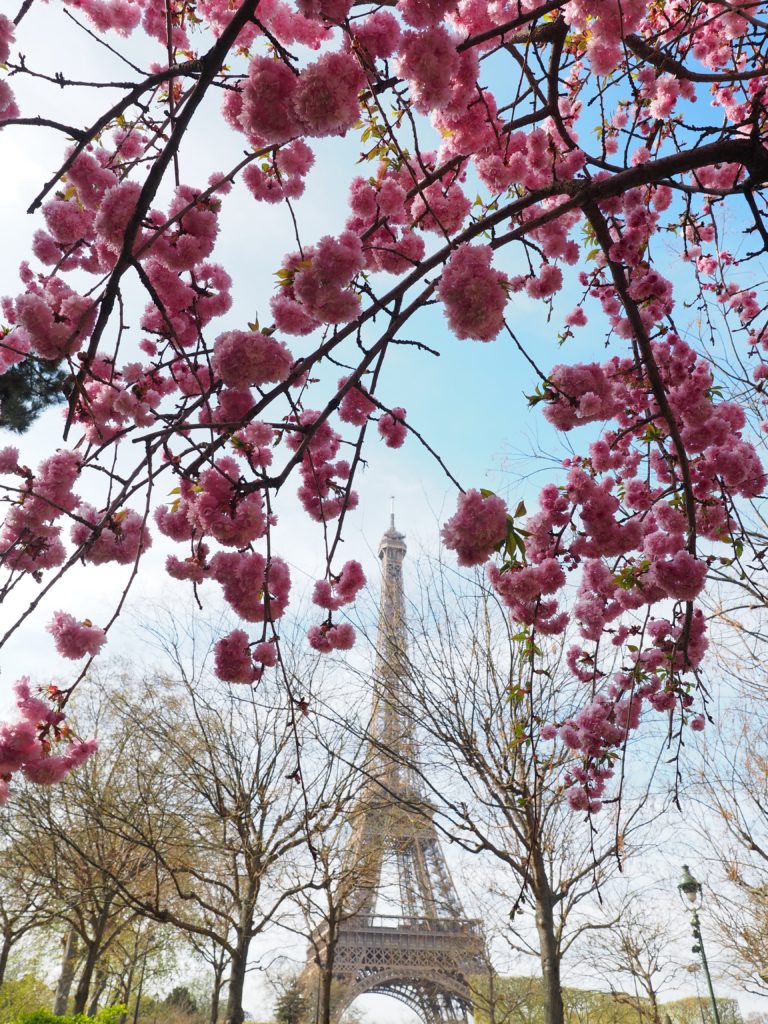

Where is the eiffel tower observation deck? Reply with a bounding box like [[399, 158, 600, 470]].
[[307, 516, 484, 1024]]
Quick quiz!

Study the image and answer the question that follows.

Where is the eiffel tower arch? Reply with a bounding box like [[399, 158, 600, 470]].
[[305, 517, 485, 1024]]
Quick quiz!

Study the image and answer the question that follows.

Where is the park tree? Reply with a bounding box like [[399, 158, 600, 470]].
[[664, 995, 744, 1024], [0, 358, 69, 433], [3, 0, 768, 819], [273, 975, 311, 1024], [590, 904, 681, 1024], [181, 916, 231, 1024], [6, 781, 142, 1017], [0, 829, 55, 986], [0, 974, 54, 1022], [472, 976, 651, 1024], [164, 985, 201, 1019], [562, 986, 639, 1024], [471, 974, 548, 1024], [75, 916, 180, 1020], [285, 783, 376, 1024]]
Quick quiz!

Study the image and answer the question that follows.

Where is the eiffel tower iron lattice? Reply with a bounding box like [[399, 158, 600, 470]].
[[305, 517, 485, 1024]]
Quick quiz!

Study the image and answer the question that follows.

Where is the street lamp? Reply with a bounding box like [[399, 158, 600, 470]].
[[677, 865, 722, 1024]]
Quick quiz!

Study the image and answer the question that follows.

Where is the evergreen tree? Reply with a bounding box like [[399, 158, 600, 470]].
[[165, 985, 201, 1017], [0, 359, 69, 433], [274, 980, 309, 1024]]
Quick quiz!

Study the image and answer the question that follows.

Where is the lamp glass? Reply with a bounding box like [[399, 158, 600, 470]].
[[678, 864, 702, 905]]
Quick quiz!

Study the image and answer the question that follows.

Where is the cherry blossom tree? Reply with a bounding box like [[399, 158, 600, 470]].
[[1, 0, 768, 811]]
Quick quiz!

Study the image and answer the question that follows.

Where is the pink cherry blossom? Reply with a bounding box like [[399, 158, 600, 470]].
[[313, 559, 366, 610], [308, 621, 356, 652], [214, 629, 257, 684], [47, 612, 106, 660], [71, 504, 152, 565], [212, 330, 292, 389], [397, 27, 458, 114], [378, 407, 407, 448], [0, 14, 15, 65], [292, 51, 364, 138], [0, 0, 766, 820], [338, 377, 376, 426], [240, 57, 300, 144], [437, 244, 508, 342], [441, 489, 508, 567]]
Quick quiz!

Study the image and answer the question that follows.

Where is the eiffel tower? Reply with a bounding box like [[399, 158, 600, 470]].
[[307, 516, 484, 1024]]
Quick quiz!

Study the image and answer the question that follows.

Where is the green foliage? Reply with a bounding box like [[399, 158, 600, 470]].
[[0, 358, 69, 433], [273, 978, 309, 1024], [164, 986, 199, 1017], [5, 1003, 127, 1024], [664, 995, 744, 1024], [0, 976, 54, 1023]]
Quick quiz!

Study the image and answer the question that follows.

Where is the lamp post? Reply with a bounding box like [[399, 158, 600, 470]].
[[678, 865, 722, 1024]]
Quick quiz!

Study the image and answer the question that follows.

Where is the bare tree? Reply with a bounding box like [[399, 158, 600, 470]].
[[286, 789, 380, 1024], [591, 904, 681, 1024], [184, 918, 232, 1024]]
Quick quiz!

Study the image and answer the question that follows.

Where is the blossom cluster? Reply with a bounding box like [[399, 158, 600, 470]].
[[272, 232, 364, 335], [237, 51, 364, 145], [441, 489, 508, 566], [0, 16, 19, 125], [0, 679, 97, 805]]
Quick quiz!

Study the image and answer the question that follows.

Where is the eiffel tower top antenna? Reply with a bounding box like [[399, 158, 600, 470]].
[[376, 502, 408, 659], [373, 505, 414, 793]]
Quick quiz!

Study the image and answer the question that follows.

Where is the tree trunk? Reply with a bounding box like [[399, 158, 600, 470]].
[[72, 939, 101, 1016], [54, 926, 80, 1015], [210, 959, 226, 1024], [319, 909, 338, 1024], [118, 941, 138, 1024], [532, 858, 564, 1024], [131, 947, 148, 1024], [487, 961, 496, 1024], [648, 987, 662, 1024], [72, 898, 114, 1016], [320, 962, 334, 1024], [88, 967, 108, 1016], [222, 921, 253, 1024], [0, 931, 12, 987]]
